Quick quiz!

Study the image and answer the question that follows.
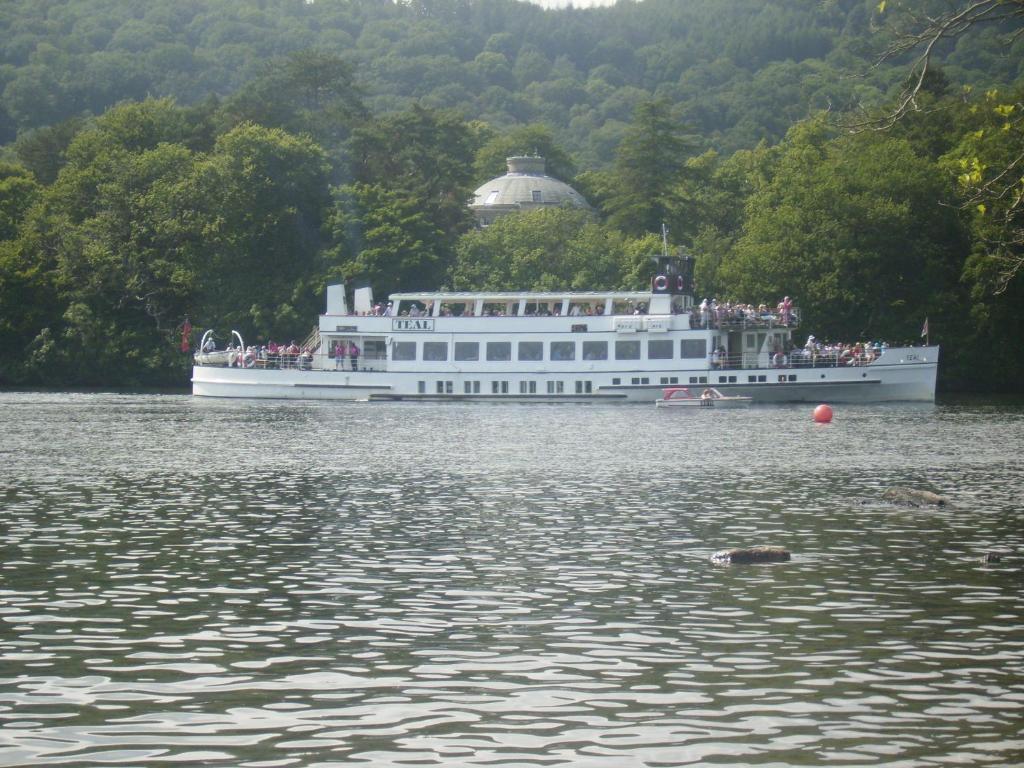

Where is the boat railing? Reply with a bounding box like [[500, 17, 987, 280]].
[[715, 350, 880, 371], [691, 307, 800, 330]]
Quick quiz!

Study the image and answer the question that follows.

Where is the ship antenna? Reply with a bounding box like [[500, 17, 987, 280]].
[[661, 223, 669, 259]]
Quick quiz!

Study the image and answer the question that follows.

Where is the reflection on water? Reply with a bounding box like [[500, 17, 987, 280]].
[[1, 394, 1022, 766]]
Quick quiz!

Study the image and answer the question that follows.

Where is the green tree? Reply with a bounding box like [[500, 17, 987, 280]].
[[450, 206, 658, 292], [0, 162, 39, 241], [719, 121, 967, 344], [217, 50, 366, 152], [588, 98, 697, 238], [333, 105, 477, 293], [187, 122, 331, 340]]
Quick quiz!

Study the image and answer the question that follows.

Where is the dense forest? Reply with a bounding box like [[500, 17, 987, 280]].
[[0, 0, 1021, 391]]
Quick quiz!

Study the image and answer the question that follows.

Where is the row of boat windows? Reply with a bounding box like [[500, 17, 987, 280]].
[[393, 338, 708, 362], [420, 380, 595, 395], [415, 373, 804, 395]]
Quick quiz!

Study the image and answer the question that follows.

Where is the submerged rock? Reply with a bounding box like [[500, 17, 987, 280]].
[[712, 545, 791, 564], [881, 486, 947, 507]]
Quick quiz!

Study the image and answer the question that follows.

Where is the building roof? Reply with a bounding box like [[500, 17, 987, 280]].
[[470, 156, 592, 217]]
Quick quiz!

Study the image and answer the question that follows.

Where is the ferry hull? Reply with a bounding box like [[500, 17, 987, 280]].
[[193, 350, 937, 404]]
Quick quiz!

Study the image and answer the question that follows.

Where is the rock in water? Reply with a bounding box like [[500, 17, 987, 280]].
[[712, 545, 791, 564], [881, 486, 946, 507]]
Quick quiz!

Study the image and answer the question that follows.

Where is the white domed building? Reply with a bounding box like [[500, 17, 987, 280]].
[[470, 155, 593, 227]]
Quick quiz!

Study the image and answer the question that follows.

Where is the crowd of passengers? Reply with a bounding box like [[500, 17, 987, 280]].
[[710, 336, 891, 369], [351, 296, 800, 323], [204, 337, 367, 370], [211, 339, 318, 370], [692, 297, 796, 329], [361, 301, 630, 317]]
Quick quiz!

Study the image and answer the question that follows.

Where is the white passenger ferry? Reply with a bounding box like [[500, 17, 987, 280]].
[[192, 258, 938, 403]]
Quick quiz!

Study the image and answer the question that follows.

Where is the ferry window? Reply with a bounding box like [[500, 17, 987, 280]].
[[392, 341, 416, 361], [631, 377, 641, 385], [550, 341, 575, 361], [418, 381, 426, 393], [363, 338, 387, 360], [748, 375, 757, 383], [641, 377, 649, 384], [758, 375, 766, 382], [690, 377, 699, 384], [680, 339, 706, 358], [519, 381, 538, 394], [423, 342, 448, 361], [518, 341, 543, 361], [463, 381, 480, 394], [575, 381, 592, 394], [436, 381, 445, 394], [491, 381, 509, 394], [547, 381, 564, 394], [612, 378, 621, 385], [699, 377, 707, 384], [582, 341, 608, 360], [788, 375, 797, 382], [486, 342, 512, 361], [454, 342, 479, 361], [482, 301, 515, 317], [446, 381, 453, 393], [615, 340, 641, 360], [648, 340, 673, 359], [531, 189, 542, 202]]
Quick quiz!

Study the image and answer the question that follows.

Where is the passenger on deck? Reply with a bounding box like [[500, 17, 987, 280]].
[[778, 296, 793, 325], [349, 342, 360, 371]]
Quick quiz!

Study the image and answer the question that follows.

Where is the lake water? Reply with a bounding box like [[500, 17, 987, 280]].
[[1, 393, 1022, 767]]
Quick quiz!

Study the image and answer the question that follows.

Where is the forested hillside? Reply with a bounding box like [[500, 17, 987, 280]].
[[3, 0, 1020, 161], [0, 0, 1021, 391]]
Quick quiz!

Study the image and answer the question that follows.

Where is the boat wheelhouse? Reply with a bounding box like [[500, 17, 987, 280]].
[[192, 257, 938, 403]]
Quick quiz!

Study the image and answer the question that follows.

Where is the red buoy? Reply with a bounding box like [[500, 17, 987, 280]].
[[813, 404, 833, 423]]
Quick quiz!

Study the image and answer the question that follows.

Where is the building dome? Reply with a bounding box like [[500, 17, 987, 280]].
[[470, 156, 593, 226]]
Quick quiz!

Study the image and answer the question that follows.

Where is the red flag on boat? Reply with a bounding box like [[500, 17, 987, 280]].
[[180, 318, 192, 353]]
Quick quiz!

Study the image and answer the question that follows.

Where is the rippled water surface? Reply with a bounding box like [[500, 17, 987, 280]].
[[1, 393, 1023, 767]]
